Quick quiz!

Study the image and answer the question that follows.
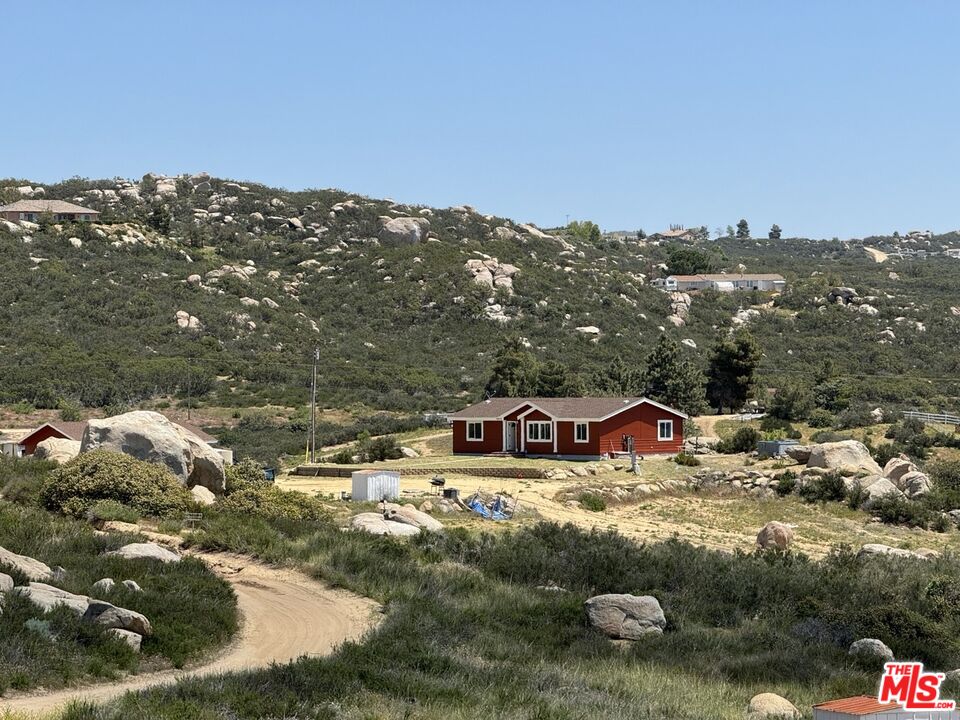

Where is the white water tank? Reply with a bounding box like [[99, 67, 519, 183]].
[[351, 470, 400, 502]]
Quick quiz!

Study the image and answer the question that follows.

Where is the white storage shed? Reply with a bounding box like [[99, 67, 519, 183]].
[[351, 470, 401, 502], [813, 696, 960, 720]]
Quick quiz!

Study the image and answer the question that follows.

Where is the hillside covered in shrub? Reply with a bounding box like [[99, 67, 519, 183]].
[[1, 175, 958, 416]]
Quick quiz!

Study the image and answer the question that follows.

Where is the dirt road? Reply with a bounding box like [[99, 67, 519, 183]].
[[864, 246, 888, 263], [2, 552, 380, 717]]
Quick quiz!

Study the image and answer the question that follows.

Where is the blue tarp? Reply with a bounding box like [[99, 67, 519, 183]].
[[468, 496, 510, 521]]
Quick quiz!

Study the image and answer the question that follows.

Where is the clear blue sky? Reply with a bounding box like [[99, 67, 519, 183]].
[[3, 1, 959, 238]]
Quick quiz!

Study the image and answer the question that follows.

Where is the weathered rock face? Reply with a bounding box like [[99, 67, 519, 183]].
[[0, 573, 14, 594], [0, 546, 53, 582], [858, 478, 905, 509], [747, 692, 800, 719], [15, 582, 90, 615], [33, 438, 81, 464], [107, 542, 181, 564], [191, 485, 217, 506], [882, 456, 918, 484], [92, 578, 116, 594], [84, 600, 153, 636], [849, 637, 894, 663], [806, 440, 882, 475], [785, 445, 811, 463], [899, 470, 931, 499], [80, 411, 225, 492], [464, 258, 520, 294], [107, 627, 143, 652], [584, 593, 666, 640], [379, 217, 430, 245], [858, 543, 934, 561], [382, 503, 442, 532], [756, 521, 794, 550], [349, 512, 421, 537]]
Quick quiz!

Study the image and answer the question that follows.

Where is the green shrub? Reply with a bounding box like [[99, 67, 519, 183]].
[[798, 471, 846, 503], [576, 492, 606, 512], [41, 450, 193, 518], [810, 430, 850, 443], [774, 470, 798, 496], [225, 458, 268, 493], [326, 449, 355, 464], [219, 485, 329, 522], [85, 500, 140, 524], [673, 452, 700, 467], [715, 426, 759, 454], [806, 409, 834, 428], [870, 494, 936, 529], [0, 456, 57, 507], [58, 402, 82, 422], [846, 481, 870, 510], [930, 460, 960, 492]]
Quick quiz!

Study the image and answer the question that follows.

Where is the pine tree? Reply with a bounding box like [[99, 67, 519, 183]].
[[640, 335, 706, 415], [706, 330, 762, 413], [484, 338, 539, 398], [736, 218, 750, 240], [768, 223, 782, 240], [536, 360, 584, 397], [591, 357, 643, 396]]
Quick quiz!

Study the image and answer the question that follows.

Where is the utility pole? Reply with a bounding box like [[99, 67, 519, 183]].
[[309, 346, 319, 463]]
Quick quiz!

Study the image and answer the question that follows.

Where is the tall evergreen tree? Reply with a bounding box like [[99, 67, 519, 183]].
[[706, 330, 762, 413], [591, 357, 643, 396], [735, 218, 750, 240], [484, 338, 539, 398], [768, 223, 782, 240], [640, 335, 707, 415], [535, 360, 584, 397]]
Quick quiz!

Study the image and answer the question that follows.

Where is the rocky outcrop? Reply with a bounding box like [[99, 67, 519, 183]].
[[756, 521, 794, 550], [882, 456, 918, 484], [849, 638, 894, 663], [84, 600, 152, 636], [584, 593, 666, 640], [382, 503, 443, 532], [0, 546, 53, 582], [747, 693, 800, 719], [107, 628, 143, 651], [464, 257, 520, 294], [667, 292, 692, 327], [379, 217, 430, 245], [33, 437, 81, 464], [15, 582, 90, 615], [191, 485, 217, 506], [857, 543, 934, 561], [805, 440, 882, 475], [899, 470, 932, 499], [80, 411, 225, 492], [349, 512, 421, 537], [858, 478, 905, 509], [785, 445, 811, 463], [107, 542, 182, 564]]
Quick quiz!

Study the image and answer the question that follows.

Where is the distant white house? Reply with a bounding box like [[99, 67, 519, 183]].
[[652, 273, 787, 293]]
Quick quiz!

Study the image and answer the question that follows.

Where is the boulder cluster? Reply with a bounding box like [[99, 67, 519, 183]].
[[350, 502, 443, 537], [0, 541, 177, 653]]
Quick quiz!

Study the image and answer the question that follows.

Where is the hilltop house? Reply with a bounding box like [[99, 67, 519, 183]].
[[449, 397, 686, 460], [16, 417, 227, 461], [652, 273, 786, 293], [650, 226, 698, 242], [0, 200, 100, 222]]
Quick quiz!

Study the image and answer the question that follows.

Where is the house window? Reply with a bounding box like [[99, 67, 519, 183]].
[[574, 422, 589, 443], [658, 419, 674, 441], [466, 422, 483, 442], [527, 421, 552, 442]]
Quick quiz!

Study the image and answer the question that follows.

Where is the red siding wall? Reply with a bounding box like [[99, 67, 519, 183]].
[[452, 420, 503, 454], [21, 426, 71, 455], [597, 404, 684, 456]]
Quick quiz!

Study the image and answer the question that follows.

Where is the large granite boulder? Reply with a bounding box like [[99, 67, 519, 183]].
[[107, 542, 181, 564], [849, 638, 894, 663], [882, 456, 919, 484], [785, 445, 812, 463], [0, 545, 53, 582], [858, 477, 905, 509], [15, 582, 90, 615], [80, 411, 225, 492], [584, 593, 666, 640], [858, 544, 934, 561], [382, 503, 443, 532], [747, 693, 800, 719], [34, 438, 81, 464], [899, 470, 932, 499], [756, 521, 794, 550], [806, 440, 882, 475], [84, 600, 152, 636], [379, 217, 430, 245], [349, 512, 421, 537]]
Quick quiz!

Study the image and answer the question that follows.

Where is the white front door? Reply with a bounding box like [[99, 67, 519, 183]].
[[504, 421, 517, 452]]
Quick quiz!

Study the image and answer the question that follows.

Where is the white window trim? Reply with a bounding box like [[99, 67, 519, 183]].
[[574, 421, 589, 443], [466, 421, 484, 442], [526, 421, 552, 442], [657, 419, 674, 441]]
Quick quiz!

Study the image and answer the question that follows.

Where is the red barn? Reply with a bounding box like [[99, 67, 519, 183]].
[[449, 397, 687, 460]]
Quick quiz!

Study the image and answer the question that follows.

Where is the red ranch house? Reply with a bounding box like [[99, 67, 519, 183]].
[[450, 397, 686, 460]]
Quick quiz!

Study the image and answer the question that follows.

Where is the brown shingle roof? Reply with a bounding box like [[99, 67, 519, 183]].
[[21, 417, 216, 444], [0, 199, 99, 215], [449, 397, 686, 420]]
